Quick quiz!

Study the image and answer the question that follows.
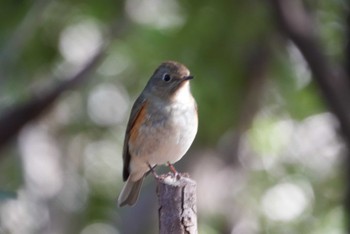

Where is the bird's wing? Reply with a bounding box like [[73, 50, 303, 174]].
[[122, 94, 147, 181]]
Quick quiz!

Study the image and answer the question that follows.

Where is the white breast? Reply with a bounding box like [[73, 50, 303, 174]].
[[166, 89, 198, 163], [129, 82, 198, 178]]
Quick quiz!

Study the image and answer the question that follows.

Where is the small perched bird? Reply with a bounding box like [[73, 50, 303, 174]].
[[118, 61, 198, 207]]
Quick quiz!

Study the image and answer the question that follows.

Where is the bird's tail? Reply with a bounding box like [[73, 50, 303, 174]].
[[118, 176, 144, 207]]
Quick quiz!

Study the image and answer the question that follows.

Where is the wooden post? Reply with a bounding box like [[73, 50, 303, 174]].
[[157, 173, 198, 234]]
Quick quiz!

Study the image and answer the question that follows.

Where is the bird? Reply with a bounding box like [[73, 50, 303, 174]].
[[118, 61, 198, 207]]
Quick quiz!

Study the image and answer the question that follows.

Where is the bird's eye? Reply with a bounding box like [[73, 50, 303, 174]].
[[162, 73, 171, 82]]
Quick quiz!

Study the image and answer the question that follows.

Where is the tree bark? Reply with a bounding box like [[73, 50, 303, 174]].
[[157, 173, 198, 234]]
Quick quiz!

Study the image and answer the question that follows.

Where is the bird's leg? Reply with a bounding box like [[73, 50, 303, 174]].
[[167, 162, 180, 179], [148, 163, 159, 179]]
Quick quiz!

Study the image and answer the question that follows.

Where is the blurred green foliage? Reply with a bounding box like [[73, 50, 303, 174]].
[[0, 0, 347, 233]]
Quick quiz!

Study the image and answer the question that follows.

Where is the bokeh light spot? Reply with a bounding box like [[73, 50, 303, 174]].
[[125, 0, 186, 30], [81, 223, 119, 234], [87, 83, 129, 126], [59, 19, 102, 65], [83, 140, 123, 198], [261, 182, 310, 221], [19, 125, 63, 199]]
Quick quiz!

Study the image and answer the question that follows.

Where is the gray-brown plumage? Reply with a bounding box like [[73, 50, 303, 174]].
[[118, 61, 198, 207]]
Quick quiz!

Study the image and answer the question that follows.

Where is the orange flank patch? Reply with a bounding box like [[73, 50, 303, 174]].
[[129, 102, 148, 144]]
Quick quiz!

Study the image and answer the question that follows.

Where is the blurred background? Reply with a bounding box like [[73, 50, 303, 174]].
[[0, 0, 347, 233]]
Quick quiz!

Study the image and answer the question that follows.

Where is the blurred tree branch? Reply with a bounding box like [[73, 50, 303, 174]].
[[269, 0, 350, 138], [0, 16, 130, 152], [269, 0, 350, 230]]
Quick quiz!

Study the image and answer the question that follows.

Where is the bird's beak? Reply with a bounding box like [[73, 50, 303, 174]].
[[184, 75, 194, 80]]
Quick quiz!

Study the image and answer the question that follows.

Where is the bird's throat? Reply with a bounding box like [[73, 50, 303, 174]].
[[172, 81, 193, 104]]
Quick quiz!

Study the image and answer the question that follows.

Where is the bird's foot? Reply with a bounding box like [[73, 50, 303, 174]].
[[148, 164, 160, 180], [167, 162, 181, 180]]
